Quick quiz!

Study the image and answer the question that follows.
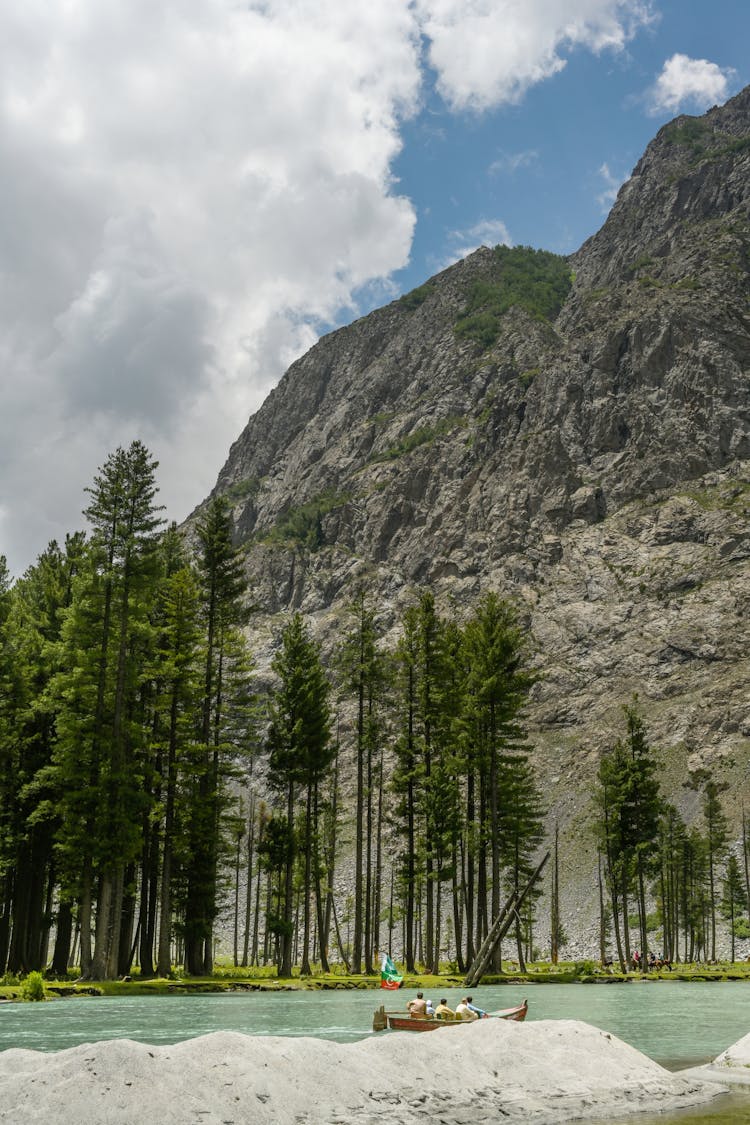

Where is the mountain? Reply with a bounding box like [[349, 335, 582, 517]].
[[192, 88, 750, 937]]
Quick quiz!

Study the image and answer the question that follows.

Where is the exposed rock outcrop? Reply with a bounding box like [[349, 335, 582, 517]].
[[190, 87, 750, 934]]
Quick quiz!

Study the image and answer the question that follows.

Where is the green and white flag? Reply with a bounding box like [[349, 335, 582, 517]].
[[380, 953, 402, 990]]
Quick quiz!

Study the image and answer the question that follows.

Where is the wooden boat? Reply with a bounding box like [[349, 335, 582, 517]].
[[373, 998, 527, 1032]]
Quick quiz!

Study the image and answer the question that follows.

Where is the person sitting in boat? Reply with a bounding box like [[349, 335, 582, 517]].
[[465, 995, 487, 1019], [407, 991, 427, 1018], [455, 998, 478, 1021], [434, 998, 455, 1020], [425, 998, 435, 1017]]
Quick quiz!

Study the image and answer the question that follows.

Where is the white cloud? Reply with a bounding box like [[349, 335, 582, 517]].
[[0, 0, 422, 573], [437, 218, 513, 269], [415, 0, 653, 111], [489, 149, 539, 175], [647, 54, 735, 115], [597, 162, 626, 210], [0, 0, 657, 574]]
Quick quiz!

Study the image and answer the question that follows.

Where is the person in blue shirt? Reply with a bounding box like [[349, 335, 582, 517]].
[[465, 995, 487, 1019]]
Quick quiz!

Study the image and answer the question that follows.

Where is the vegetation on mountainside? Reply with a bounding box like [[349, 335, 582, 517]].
[[371, 415, 467, 463], [663, 117, 750, 164], [455, 245, 573, 348], [261, 490, 351, 550], [224, 476, 263, 503], [399, 281, 436, 310]]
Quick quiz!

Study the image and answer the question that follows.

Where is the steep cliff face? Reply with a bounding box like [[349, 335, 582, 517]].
[[195, 88, 750, 924]]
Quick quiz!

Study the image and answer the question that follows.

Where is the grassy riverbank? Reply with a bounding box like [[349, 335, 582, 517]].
[[3, 960, 750, 1001]]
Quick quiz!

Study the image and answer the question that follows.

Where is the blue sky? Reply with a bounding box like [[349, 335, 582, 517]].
[[1, 0, 748, 574], [390, 0, 749, 294]]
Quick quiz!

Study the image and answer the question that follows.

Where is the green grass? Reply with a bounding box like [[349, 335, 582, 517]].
[[4, 957, 750, 1001]]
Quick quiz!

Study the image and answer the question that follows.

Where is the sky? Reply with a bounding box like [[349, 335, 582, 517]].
[[1, 0, 748, 577]]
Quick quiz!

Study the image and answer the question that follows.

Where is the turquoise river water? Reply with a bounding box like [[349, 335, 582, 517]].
[[1, 981, 749, 1122]]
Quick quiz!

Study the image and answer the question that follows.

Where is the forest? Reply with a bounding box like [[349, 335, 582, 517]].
[[0, 441, 748, 982]]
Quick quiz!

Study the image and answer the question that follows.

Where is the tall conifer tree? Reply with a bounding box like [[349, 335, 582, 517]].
[[266, 613, 331, 977], [185, 496, 251, 975]]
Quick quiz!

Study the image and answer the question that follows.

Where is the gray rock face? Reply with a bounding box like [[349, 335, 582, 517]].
[[194, 88, 750, 936]]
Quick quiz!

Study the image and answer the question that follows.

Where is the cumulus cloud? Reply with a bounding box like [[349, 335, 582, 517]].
[[415, 0, 653, 111], [0, 0, 421, 573], [647, 54, 735, 115], [0, 0, 656, 574]]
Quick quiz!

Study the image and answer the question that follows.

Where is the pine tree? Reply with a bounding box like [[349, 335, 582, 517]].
[[337, 593, 384, 974], [184, 496, 251, 975], [461, 593, 537, 970], [391, 606, 422, 972], [721, 853, 747, 962], [51, 442, 164, 979], [595, 704, 662, 970], [150, 551, 202, 977], [702, 777, 729, 961], [719, 850, 746, 958], [266, 614, 331, 976], [656, 804, 688, 964], [499, 751, 545, 970]]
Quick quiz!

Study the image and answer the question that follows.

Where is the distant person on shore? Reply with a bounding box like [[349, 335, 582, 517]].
[[434, 999, 455, 1020], [466, 995, 487, 1019], [455, 998, 478, 1021], [407, 992, 427, 1018]]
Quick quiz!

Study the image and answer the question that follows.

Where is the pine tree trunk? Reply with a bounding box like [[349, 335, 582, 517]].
[[372, 745, 384, 966], [465, 771, 475, 968], [78, 862, 93, 977], [233, 830, 242, 967], [280, 780, 295, 977], [90, 872, 114, 979], [552, 826, 560, 965], [138, 826, 154, 977], [301, 786, 313, 975], [242, 803, 255, 967], [312, 782, 330, 973], [597, 857, 606, 965], [364, 713, 374, 974], [51, 899, 74, 977], [0, 872, 13, 973], [117, 865, 137, 975], [451, 841, 465, 974], [106, 864, 126, 978], [352, 659, 365, 975]]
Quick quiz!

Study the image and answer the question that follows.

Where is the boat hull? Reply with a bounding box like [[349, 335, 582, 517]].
[[375, 999, 528, 1032]]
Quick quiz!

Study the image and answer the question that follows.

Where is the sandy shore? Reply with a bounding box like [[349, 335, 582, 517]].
[[680, 1030, 750, 1088], [0, 1018, 726, 1124]]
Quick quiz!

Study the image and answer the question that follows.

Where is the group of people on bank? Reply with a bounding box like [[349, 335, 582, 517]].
[[631, 950, 672, 971], [406, 992, 486, 1021]]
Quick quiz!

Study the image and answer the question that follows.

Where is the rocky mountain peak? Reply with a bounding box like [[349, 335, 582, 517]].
[[191, 89, 750, 885]]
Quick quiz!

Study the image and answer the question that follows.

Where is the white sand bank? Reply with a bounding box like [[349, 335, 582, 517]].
[[681, 1030, 750, 1087], [0, 1018, 724, 1125]]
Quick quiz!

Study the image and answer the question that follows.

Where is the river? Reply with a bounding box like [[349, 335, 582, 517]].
[[1, 981, 749, 1122]]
